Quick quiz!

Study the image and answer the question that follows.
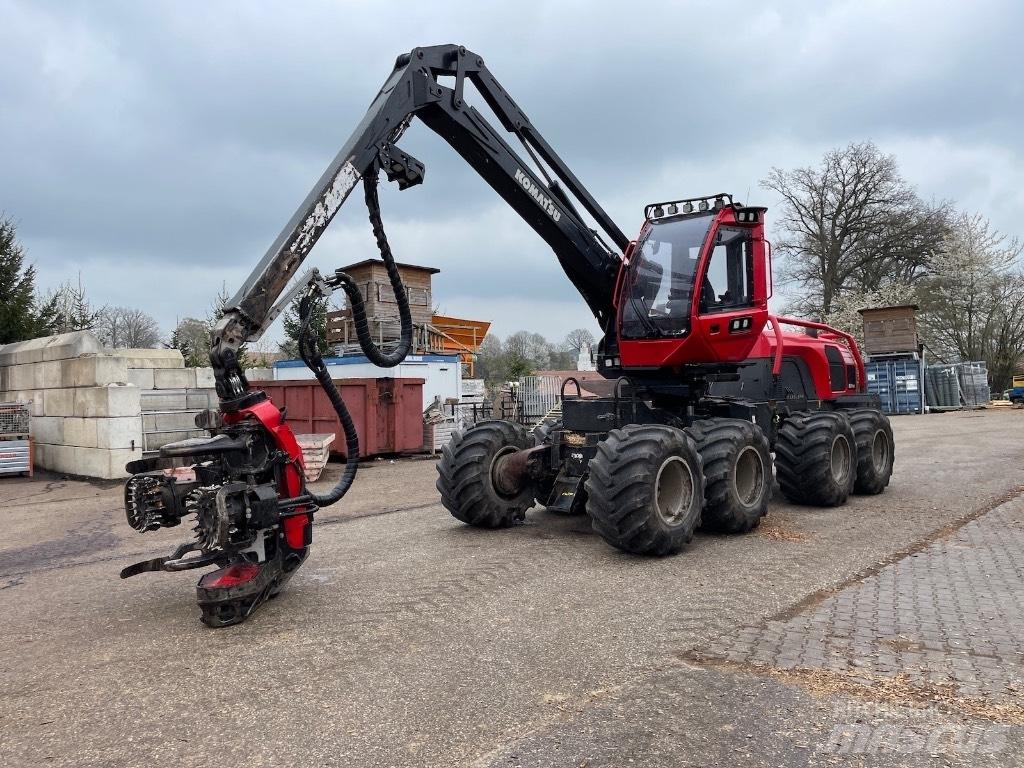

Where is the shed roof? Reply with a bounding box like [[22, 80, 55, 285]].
[[337, 258, 440, 275], [857, 304, 919, 315]]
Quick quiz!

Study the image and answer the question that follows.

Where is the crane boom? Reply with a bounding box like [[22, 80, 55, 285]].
[[211, 44, 626, 401]]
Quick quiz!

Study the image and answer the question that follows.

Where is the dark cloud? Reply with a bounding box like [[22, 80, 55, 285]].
[[2, 0, 1022, 342]]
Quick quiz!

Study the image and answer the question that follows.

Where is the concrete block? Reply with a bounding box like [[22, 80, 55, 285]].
[[194, 367, 215, 389], [246, 367, 274, 381], [33, 361, 62, 389], [73, 385, 141, 418], [0, 366, 9, 392], [0, 339, 44, 366], [140, 392, 187, 411], [63, 417, 98, 448], [143, 411, 198, 432], [43, 388, 75, 417], [6, 390, 44, 416], [31, 415, 64, 444], [127, 368, 155, 389], [36, 443, 141, 479], [8, 364, 35, 391], [96, 416, 143, 449], [0, 331, 101, 366], [61, 356, 129, 388], [153, 368, 196, 389], [40, 331, 104, 362], [186, 390, 217, 410], [122, 348, 184, 369]]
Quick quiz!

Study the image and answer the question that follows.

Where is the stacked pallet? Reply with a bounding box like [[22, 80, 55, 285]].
[[295, 433, 334, 483]]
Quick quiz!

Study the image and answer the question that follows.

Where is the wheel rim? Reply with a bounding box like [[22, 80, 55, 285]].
[[830, 434, 851, 485], [870, 429, 889, 473], [733, 446, 765, 507], [489, 446, 521, 500], [655, 455, 696, 526]]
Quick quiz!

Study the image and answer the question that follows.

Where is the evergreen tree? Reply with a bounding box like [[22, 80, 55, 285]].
[[280, 294, 331, 359], [0, 216, 51, 343], [170, 317, 211, 367], [44, 275, 104, 334]]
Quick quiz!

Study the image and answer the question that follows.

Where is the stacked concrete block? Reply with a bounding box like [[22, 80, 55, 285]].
[[0, 333, 222, 478], [131, 354, 218, 452], [246, 367, 274, 381], [0, 332, 144, 479]]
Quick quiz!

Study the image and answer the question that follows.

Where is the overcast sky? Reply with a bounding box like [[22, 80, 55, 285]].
[[3, 0, 1022, 346]]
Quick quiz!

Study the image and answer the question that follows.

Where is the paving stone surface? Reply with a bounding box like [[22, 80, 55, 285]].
[[704, 497, 1024, 705]]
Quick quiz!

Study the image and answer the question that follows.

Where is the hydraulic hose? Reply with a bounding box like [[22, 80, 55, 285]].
[[296, 290, 360, 507], [333, 171, 414, 367], [295, 168, 414, 508]]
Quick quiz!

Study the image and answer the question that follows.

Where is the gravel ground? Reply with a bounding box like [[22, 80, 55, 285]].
[[1, 409, 1023, 767]]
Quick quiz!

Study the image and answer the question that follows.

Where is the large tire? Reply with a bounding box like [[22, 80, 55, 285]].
[[688, 418, 772, 533], [584, 424, 704, 556], [847, 408, 894, 495], [436, 420, 534, 528], [774, 411, 856, 507]]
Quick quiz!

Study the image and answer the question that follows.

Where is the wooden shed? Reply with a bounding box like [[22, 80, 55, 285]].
[[326, 259, 438, 344], [858, 304, 920, 355]]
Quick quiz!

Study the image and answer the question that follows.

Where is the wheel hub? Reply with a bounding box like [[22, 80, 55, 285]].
[[830, 434, 851, 485], [870, 429, 889, 473], [733, 446, 765, 507], [655, 456, 696, 526]]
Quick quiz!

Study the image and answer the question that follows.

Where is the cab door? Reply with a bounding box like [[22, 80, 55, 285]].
[[690, 222, 769, 363]]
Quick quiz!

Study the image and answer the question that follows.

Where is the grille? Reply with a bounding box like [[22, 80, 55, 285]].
[[0, 402, 31, 436]]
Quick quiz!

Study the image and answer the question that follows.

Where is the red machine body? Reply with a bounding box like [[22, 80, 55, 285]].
[[223, 399, 310, 551]]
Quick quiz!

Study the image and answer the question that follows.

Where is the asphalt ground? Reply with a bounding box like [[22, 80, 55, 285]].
[[2, 409, 1023, 767]]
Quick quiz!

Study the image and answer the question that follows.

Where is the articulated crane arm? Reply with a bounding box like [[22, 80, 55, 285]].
[[211, 43, 628, 403]]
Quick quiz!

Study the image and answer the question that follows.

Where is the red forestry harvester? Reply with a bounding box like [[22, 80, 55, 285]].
[[119, 45, 893, 626]]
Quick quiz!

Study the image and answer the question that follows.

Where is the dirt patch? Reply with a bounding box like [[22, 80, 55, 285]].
[[684, 655, 1024, 725], [757, 514, 809, 542]]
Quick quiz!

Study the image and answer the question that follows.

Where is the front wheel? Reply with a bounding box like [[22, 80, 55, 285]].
[[584, 424, 704, 556], [436, 420, 535, 528], [774, 411, 857, 507]]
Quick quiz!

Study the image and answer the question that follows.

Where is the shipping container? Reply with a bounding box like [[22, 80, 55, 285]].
[[865, 356, 925, 415], [274, 354, 460, 412], [258, 377, 425, 458]]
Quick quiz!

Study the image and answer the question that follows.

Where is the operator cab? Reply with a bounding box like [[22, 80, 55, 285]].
[[616, 195, 770, 369]]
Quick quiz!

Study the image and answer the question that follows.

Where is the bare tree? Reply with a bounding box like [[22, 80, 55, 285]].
[[97, 306, 163, 348], [762, 142, 950, 317], [505, 330, 552, 370], [564, 327, 595, 353], [918, 213, 1024, 388]]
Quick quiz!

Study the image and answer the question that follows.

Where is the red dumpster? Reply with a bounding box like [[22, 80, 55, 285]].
[[258, 378, 425, 458]]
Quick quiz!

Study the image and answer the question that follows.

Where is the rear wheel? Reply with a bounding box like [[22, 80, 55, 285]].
[[847, 408, 894, 494], [436, 420, 534, 528], [688, 418, 772, 533], [584, 424, 704, 556], [774, 411, 856, 507]]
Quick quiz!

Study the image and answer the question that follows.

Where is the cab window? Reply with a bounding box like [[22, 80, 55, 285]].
[[700, 226, 754, 314]]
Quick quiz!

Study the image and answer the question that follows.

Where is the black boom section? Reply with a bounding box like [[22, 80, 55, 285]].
[[225, 44, 625, 340]]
